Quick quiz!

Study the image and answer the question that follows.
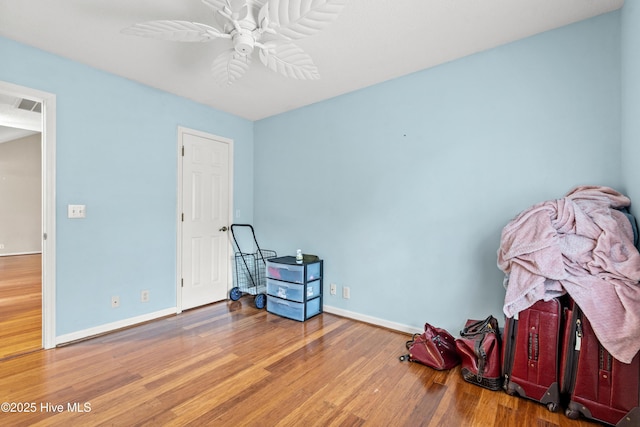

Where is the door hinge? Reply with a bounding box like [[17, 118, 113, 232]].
[[43, 232, 47, 240], [181, 213, 184, 222], [182, 146, 184, 156], [181, 278, 184, 287]]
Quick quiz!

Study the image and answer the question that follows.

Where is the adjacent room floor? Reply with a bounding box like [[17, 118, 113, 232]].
[[0, 254, 42, 360]]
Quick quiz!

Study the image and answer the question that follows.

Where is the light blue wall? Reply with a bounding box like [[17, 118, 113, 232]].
[[622, 2, 640, 211], [0, 37, 254, 336], [254, 12, 622, 334]]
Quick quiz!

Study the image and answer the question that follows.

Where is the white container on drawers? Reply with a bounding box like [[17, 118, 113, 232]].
[[266, 255, 322, 321]]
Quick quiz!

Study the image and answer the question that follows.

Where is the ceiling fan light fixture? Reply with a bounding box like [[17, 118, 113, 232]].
[[123, 0, 348, 84]]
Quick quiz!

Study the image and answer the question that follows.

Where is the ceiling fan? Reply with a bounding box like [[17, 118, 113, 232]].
[[123, 0, 347, 85]]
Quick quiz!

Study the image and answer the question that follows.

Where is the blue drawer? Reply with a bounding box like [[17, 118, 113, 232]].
[[266, 278, 321, 303], [267, 295, 321, 321], [266, 260, 321, 283]]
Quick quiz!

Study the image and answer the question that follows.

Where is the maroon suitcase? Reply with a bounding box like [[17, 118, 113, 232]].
[[502, 298, 563, 411], [561, 301, 640, 426]]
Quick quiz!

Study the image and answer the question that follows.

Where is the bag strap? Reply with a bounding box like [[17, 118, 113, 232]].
[[405, 333, 421, 350], [474, 334, 488, 381], [461, 316, 496, 337]]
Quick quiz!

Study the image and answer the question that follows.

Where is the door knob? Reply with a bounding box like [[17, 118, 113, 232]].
[[219, 226, 228, 232]]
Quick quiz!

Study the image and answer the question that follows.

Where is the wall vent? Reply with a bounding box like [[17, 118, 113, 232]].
[[17, 98, 42, 113]]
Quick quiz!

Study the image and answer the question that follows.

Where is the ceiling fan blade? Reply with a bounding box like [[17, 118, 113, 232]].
[[266, 0, 347, 40], [257, 2, 275, 35], [227, 0, 246, 9], [215, 0, 249, 29], [258, 41, 319, 80], [211, 48, 251, 85], [122, 20, 229, 42], [227, 0, 249, 19], [202, 0, 227, 12]]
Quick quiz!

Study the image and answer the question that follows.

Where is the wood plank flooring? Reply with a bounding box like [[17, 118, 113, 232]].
[[0, 254, 42, 360], [0, 299, 600, 426]]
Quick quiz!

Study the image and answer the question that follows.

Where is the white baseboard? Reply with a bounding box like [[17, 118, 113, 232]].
[[323, 305, 422, 335], [56, 307, 177, 345], [55, 305, 421, 346], [0, 251, 42, 257]]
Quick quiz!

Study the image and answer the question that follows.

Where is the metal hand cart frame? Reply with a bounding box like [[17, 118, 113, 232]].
[[229, 224, 276, 309]]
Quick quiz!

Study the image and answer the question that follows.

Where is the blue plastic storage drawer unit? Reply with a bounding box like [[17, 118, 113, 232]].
[[266, 255, 323, 321]]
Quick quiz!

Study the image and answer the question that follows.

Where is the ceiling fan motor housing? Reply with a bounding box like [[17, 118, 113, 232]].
[[232, 30, 255, 55]]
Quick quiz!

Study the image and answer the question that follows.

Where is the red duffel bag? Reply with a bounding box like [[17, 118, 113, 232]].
[[455, 315, 502, 390], [400, 323, 460, 370]]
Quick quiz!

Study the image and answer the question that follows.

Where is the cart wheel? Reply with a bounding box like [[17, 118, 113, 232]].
[[399, 355, 408, 362], [546, 402, 558, 412], [229, 287, 242, 301], [565, 408, 580, 420], [254, 293, 266, 309]]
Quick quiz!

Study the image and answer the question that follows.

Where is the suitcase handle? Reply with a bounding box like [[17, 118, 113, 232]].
[[528, 332, 539, 361]]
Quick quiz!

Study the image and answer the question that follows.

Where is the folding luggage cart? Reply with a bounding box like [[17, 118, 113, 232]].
[[229, 224, 276, 309]]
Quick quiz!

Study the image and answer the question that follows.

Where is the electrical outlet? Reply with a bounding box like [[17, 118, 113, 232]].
[[330, 283, 337, 296], [141, 290, 149, 303], [343, 286, 350, 299], [111, 296, 120, 308], [68, 204, 86, 218]]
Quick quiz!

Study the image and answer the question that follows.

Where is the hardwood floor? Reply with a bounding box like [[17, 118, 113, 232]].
[[0, 299, 602, 427], [0, 254, 42, 360]]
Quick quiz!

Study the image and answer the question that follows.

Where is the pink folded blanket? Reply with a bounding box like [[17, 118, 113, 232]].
[[498, 186, 640, 363]]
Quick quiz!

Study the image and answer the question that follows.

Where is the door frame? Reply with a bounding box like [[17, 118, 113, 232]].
[[176, 126, 234, 313], [0, 80, 57, 349]]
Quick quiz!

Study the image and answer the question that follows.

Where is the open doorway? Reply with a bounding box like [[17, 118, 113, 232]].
[[0, 81, 56, 357], [0, 119, 42, 359]]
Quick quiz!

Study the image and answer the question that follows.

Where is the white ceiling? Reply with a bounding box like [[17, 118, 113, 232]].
[[0, 0, 625, 121]]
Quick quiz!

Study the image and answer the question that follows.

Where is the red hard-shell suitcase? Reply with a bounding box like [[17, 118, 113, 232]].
[[502, 298, 563, 411], [561, 301, 640, 426]]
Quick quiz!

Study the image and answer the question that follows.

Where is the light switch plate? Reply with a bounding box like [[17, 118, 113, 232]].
[[68, 204, 86, 218]]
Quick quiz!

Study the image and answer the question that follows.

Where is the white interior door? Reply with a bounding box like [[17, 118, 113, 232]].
[[180, 129, 231, 310]]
